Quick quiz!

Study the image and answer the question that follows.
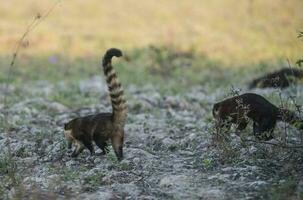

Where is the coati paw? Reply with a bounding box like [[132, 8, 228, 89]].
[[101, 147, 109, 155]]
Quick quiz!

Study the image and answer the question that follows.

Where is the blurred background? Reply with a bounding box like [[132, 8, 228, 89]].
[[1, 0, 302, 64]]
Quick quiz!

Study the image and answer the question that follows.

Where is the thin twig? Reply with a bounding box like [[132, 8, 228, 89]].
[[242, 139, 303, 149], [2, 0, 62, 185]]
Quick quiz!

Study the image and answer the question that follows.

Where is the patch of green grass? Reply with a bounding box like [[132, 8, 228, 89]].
[[269, 178, 302, 200], [1, 46, 299, 110], [202, 158, 213, 169], [106, 150, 120, 163], [0, 156, 21, 197], [60, 168, 80, 182], [0, 156, 10, 175], [83, 172, 105, 189], [47, 166, 82, 182], [49, 83, 100, 108], [118, 161, 134, 171]]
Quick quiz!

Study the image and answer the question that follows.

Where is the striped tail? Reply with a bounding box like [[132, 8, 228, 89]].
[[102, 48, 127, 124], [277, 108, 303, 131]]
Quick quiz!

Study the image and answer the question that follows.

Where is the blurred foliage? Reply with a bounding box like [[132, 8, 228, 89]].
[[269, 178, 302, 200], [0, 46, 296, 108], [0, 0, 302, 64]]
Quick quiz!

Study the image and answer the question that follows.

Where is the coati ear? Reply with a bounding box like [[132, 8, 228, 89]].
[[213, 103, 219, 111], [64, 123, 71, 130]]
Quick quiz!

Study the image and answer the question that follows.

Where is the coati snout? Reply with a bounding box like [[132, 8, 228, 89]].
[[213, 93, 303, 140], [64, 48, 127, 161]]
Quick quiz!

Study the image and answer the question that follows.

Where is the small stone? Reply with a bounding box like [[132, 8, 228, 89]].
[[159, 175, 188, 188], [133, 157, 140, 165], [94, 157, 102, 164]]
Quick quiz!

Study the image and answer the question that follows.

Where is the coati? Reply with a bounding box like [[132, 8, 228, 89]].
[[64, 48, 127, 161], [213, 93, 303, 140], [249, 68, 303, 89]]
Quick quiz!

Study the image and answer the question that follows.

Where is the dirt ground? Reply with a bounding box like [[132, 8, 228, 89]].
[[1, 69, 303, 199]]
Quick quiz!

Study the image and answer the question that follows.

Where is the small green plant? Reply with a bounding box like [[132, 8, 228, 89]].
[[0, 156, 10, 175], [296, 31, 303, 67], [82, 172, 105, 190], [201, 158, 213, 169], [269, 178, 301, 200], [119, 161, 134, 171], [60, 168, 80, 182], [106, 150, 119, 163]]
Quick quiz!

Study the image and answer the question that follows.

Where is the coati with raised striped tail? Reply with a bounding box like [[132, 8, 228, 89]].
[[64, 48, 127, 160], [249, 68, 303, 89], [213, 93, 303, 140]]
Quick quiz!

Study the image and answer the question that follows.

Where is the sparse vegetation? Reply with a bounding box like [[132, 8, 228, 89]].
[[0, 0, 303, 199], [1, 47, 302, 199]]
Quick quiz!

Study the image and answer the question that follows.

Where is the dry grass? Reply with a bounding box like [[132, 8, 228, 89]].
[[0, 0, 302, 64]]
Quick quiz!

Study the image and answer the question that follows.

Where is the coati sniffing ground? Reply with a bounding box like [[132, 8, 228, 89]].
[[213, 93, 303, 140], [249, 68, 303, 89], [64, 48, 127, 160]]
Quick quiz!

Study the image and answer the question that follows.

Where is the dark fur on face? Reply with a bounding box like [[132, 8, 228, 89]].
[[213, 93, 303, 140], [249, 68, 303, 89], [64, 48, 127, 161]]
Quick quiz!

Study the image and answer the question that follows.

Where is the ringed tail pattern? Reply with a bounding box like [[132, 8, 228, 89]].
[[102, 48, 127, 123]]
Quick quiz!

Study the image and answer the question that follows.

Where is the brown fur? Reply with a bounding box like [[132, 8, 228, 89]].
[[64, 48, 127, 160], [249, 68, 303, 89], [213, 93, 303, 140]]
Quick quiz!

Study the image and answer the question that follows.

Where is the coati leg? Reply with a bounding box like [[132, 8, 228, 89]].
[[71, 140, 85, 157], [234, 121, 248, 137], [95, 140, 109, 155], [111, 134, 124, 161], [94, 134, 109, 155], [67, 141, 72, 149], [253, 118, 275, 140], [80, 135, 95, 155]]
